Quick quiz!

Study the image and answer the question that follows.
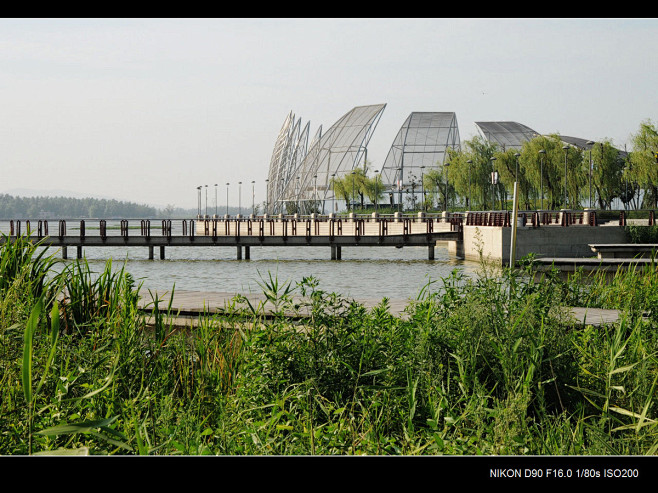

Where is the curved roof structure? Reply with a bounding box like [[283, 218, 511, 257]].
[[380, 112, 461, 191], [266, 112, 313, 213], [272, 104, 386, 213], [475, 121, 539, 150]]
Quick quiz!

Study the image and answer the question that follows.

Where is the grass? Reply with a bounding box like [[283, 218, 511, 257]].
[[1, 233, 657, 455]]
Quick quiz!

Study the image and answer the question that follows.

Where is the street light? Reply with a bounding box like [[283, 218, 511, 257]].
[[374, 169, 379, 213], [538, 150, 546, 210], [396, 167, 402, 212], [490, 157, 497, 210], [420, 166, 425, 211], [238, 181, 242, 215], [226, 182, 229, 215], [204, 185, 208, 217], [331, 173, 336, 213], [197, 186, 202, 217], [214, 184, 218, 216], [296, 176, 300, 212], [351, 170, 356, 212], [251, 180, 255, 215], [313, 174, 318, 211], [265, 179, 269, 214], [562, 145, 569, 209], [444, 162, 450, 211], [467, 160, 472, 209], [587, 141, 594, 208]]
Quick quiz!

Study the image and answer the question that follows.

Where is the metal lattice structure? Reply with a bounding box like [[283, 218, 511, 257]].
[[266, 112, 313, 214], [379, 112, 461, 204], [268, 104, 386, 214], [474, 121, 539, 150]]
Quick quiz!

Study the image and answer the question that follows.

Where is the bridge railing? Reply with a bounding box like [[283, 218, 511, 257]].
[[4, 215, 462, 241]]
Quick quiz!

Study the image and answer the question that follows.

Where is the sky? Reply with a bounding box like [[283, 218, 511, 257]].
[[1, 18, 656, 210]]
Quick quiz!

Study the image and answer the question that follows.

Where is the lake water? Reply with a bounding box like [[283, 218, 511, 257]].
[[1, 219, 481, 302]]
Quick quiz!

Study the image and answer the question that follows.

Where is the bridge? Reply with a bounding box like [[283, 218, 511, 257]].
[[1, 213, 463, 261]]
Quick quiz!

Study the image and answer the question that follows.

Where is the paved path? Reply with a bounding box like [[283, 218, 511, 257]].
[[137, 289, 630, 328]]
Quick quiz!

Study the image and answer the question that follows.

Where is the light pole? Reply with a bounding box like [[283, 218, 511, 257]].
[[562, 145, 569, 209], [374, 169, 379, 213], [538, 150, 546, 210], [265, 179, 269, 215], [587, 141, 594, 208], [251, 180, 255, 215], [396, 167, 402, 212], [313, 174, 317, 212], [467, 160, 472, 209], [296, 176, 300, 212], [238, 181, 242, 215], [197, 186, 202, 217], [490, 157, 497, 210], [420, 166, 425, 211], [444, 162, 450, 211], [331, 173, 336, 213], [351, 170, 356, 212], [226, 182, 229, 215], [204, 184, 208, 217], [214, 184, 218, 216]]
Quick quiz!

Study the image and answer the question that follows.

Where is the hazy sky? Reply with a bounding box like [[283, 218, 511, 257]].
[[1, 18, 656, 210]]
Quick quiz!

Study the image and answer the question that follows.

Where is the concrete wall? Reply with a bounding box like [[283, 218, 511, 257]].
[[460, 224, 628, 264]]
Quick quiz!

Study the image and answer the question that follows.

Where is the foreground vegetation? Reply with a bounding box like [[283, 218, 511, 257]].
[[1, 234, 657, 455]]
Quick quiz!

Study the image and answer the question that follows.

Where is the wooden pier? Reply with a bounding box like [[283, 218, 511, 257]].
[[2, 215, 463, 261]]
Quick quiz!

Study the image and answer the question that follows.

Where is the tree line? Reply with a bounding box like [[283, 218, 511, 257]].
[[331, 119, 658, 212], [0, 194, 158, 219]]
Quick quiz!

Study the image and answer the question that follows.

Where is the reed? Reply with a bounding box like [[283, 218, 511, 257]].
[[1, 237, 657, 455]]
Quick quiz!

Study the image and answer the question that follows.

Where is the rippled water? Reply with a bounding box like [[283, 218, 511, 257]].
[[2, 219, 481, 301]]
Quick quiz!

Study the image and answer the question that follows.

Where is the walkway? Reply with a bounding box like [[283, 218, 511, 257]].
[[137, 289, 632, 328]]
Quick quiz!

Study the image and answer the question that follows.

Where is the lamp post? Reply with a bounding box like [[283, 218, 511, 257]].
[[538, 150, 546, 210], [296, 176, 300, 212], [467, 160, 472, 209], [265, 179, 269, 214], [490, 157, 497, 210], [351, 170, 356, 212], [226, 182, 229, 216], [197, 186, 202, 217], [587, 141, 594, 208], [238, 181, 242, 215], [420, 166, 425, 211], [562, 145, 569, 209], [204, 184, 208, 217], [396, 167, 402, 212], [313, 174, 318, 212], [374, 169, 380, 213], [331, 173, 336, 213], [251, 180, 255, 215], [444, 162, 450, 211], [214, 183, 218, 216]]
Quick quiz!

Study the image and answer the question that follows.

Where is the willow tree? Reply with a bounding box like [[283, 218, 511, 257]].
[[423, 167, 450, 210], [517, 135, 583, 210], [492, 148, 534, 210], [444, 136, 498, 210], [628, 120, 658, 208], [330, 167, 371, 211], [589, 140, 625, 209]]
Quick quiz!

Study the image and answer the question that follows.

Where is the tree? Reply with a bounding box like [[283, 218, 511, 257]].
[[444, 136, 498, 210], [517, 135, 583, 210], [628, 120, 658, 208], [588, 141, 625, 209]]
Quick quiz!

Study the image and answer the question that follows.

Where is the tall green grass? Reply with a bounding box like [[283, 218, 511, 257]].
[[1, 235, 657, 455]]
